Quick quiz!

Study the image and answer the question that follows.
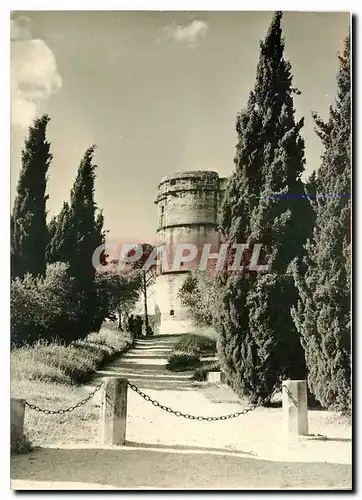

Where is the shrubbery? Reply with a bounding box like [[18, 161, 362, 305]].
[[173, 334, 216, 357], [165, 334, 217, 373], [11, 262, 85, 346], [11, 261, 141, 347], [166, 351, 202, 372], [178, 271, 221, 328], [11, 327, 133, 386]]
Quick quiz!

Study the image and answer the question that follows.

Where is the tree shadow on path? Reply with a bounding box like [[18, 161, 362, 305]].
[[11, 447, 352, 490]]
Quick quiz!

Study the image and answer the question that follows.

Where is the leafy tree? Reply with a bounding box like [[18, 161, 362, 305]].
[[124, 243, 157, 334], [11, 115, 52, 279], [92, 270, 142, 332], [218, 12, 311, 402], [292, 36, 351, 412], [11, 262, 84, 346], [178, 270, 220, 328]]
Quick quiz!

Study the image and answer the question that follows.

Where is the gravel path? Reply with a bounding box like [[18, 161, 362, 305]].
[[11, 335, 352, 490]]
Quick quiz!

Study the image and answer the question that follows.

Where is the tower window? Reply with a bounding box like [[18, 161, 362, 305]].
[[160, 205, 165, 227], [170, 309, 175, 316]]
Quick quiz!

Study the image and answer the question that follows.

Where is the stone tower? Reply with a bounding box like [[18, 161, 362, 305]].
[[155, 171, 227, 335]]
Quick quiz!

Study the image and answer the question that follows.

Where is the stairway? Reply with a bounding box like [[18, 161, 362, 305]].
[[96, 335, 195, 391]]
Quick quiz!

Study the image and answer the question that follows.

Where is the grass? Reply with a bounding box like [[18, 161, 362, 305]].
[[11, 327, 132, 386], [11, 324, 133, 449]]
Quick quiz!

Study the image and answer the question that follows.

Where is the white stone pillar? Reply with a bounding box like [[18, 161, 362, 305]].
[[282, 379, 309, 436], [101, 378, 128, 445]]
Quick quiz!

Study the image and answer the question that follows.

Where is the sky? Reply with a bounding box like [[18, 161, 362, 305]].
[[10, 10, 350, 245]]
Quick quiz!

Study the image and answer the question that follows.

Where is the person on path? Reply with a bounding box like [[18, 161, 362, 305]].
[[134, 315, 143, 339], [127, 314, 135, 336]]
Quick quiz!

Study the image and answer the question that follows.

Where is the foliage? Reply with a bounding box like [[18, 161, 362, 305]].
[[172, 334, 216, 357], [11, 262, 87, 346], [291, 36, 351, 412], [92, 270, 142, 331], [11, 327, 133, 386], [166, 351, 202, 372], [218, 12, 311, 403], [11, 115, 52, 279], [46, 145, 106, 339], [178, 270, 221, 327]]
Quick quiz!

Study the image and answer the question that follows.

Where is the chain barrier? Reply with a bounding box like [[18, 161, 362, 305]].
[[283, 386, 299, 407], [25, 381, 104, 415], [24, 378, 297, 417], [127, 380, 283, 421]]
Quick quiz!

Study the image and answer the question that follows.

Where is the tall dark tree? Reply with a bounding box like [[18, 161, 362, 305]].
[[47, 146, 103, 281], [292, 36, 351, 412], [218, 12, 312, 402], [46, 145, 106, 336], [46, 202, 72, 264], [11, 115, 52, 279], [67, 145, 98, 287]]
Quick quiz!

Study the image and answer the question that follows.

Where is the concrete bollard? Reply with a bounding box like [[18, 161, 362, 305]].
[[207, 371, 225, 383], [11, 399, 26, 449], [101, 377, 128, 446], [282, 379, 309, 436]]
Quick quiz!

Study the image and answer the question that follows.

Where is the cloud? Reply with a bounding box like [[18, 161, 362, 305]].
[[160, 20, 209, 46], [11, 16, 62, 128]]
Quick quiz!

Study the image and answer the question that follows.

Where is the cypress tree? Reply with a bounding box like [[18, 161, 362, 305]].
[[292, 36, 351, 412], [48, 146, 102, 283], [218, 12, 312, 402], [46, 202, 73, 264], [46, 145, 105, 336], [11, 115, 52, 279], [67, 145, 98, 287]]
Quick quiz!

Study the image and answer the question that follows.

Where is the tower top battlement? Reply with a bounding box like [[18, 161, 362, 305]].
[[156, 171, 223, 205], [158, 170, 219, 187]]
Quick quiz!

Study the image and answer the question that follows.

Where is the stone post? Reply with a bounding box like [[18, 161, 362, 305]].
[[11, 399, 26, 449], [101, 377, 128, 446], [282, 379, 309, 436]]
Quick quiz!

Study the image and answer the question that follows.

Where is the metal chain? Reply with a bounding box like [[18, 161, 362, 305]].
[[128, 381, 282, 421], [283, 386, 299, 407], [24, 378, 295, 418], [25, 381, 104, 415]]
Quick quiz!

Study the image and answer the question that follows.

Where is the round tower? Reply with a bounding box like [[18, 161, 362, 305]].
[[155, 171, 223, 335]]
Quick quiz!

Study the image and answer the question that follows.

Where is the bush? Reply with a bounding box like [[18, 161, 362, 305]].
[[173, 334, 216, 357], [178, 270, 222, 327], [11, 262, 86, 346], [11, 262, 141, 347], [166, 351, 202, 372]]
